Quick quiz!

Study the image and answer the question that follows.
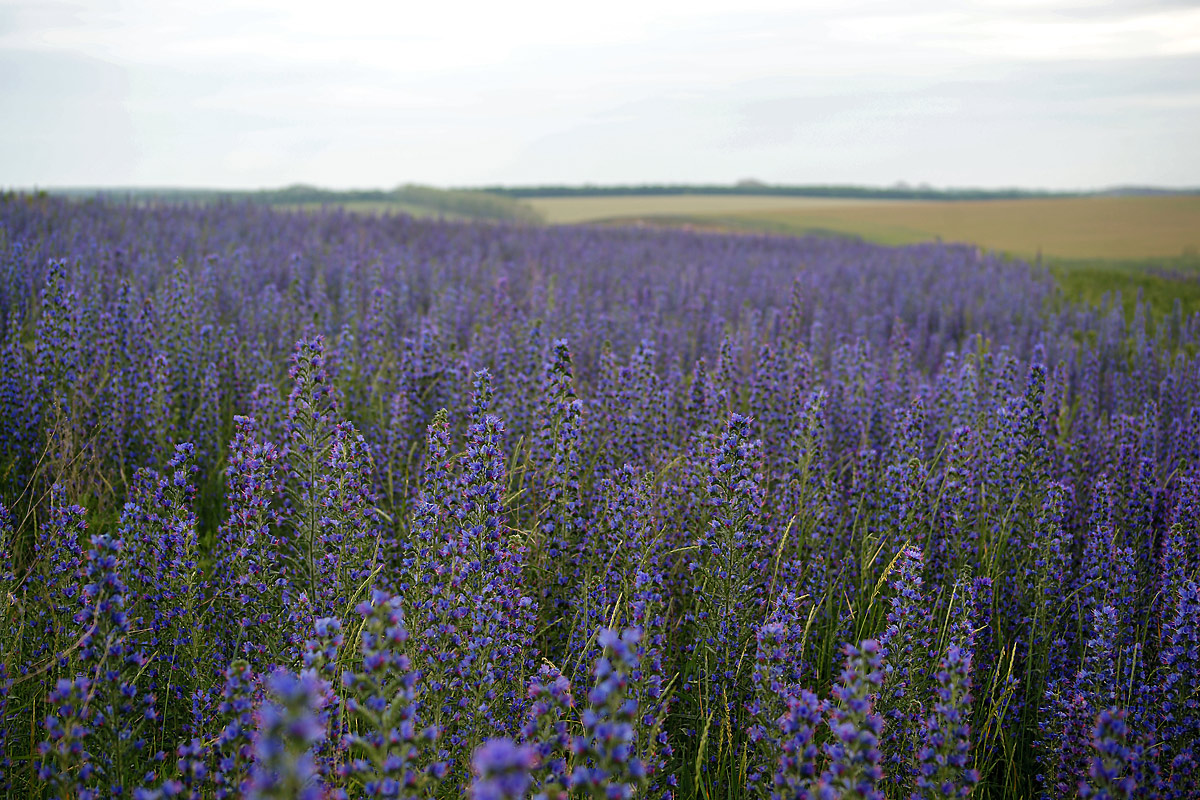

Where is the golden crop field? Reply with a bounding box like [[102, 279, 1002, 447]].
[[526, 194, 1200, 260], [525, 194, 900, 224]]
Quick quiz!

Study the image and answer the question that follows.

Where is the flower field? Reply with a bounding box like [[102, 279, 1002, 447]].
[[0, 193, 1196, 799]]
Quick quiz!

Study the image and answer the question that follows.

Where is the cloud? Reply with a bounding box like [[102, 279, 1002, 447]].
[[1, 0, 1198, 188]]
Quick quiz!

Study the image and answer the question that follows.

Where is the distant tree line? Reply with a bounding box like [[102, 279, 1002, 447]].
[[477, 183, 1076, 201], [36, 182, 1197, 218], [43, 185, 542, 223], [477, 183, 1200, 200]]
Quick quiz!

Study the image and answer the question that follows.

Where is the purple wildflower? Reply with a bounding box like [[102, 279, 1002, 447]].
[[246, 670, 329, 800], [470, 739, 538, 800]]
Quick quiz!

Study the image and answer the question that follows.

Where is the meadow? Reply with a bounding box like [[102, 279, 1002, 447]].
[[0, 192, 1197, 800]]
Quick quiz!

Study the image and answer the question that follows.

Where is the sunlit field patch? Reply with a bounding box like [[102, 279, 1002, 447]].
[[529, 193, 1200, 260]]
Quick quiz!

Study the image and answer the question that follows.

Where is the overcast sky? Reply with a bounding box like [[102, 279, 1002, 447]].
[[2, 0, 1199, 190]]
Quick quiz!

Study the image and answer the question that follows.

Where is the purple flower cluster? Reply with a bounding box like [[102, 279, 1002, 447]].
[[522, 664, 575, 798], [3, 195, 1200, 798], [818, 640, 886, 800], [570, 628, 647, 799], [338, 590, 442, 797], [877, 545, 935, 793], [470, 738, 538, 800], [913, 579, 980, 799], [209, 660, 260, 799], [246, 670, 329, 800]]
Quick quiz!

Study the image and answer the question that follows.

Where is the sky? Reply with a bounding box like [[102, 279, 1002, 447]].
[[2, 0, 1199, 191]]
